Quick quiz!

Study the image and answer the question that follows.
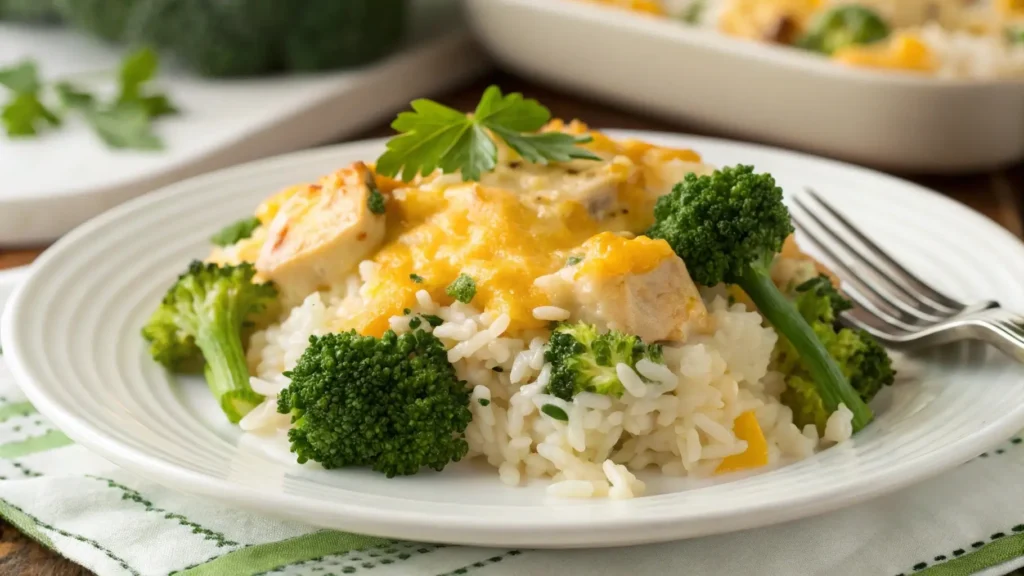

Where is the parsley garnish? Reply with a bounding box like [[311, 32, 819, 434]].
[[0, 61, 60, 136], [210, 216, 261, 247], [423, 314, 444, 327], [0, 48, 177, 149], [366, 179, 386, 215], [478, 398, 491, 406], [410, 273, 424, 283], [567, 255, 584, 266], [409, 317, 423, 330], [679, 0, 705, 24], [376, 85, 600, 182], [446, 273, 477, 304], [492, 366, 504, 372]]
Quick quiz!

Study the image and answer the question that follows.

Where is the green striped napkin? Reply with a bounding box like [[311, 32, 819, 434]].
[[1, 267, 1022, 576]]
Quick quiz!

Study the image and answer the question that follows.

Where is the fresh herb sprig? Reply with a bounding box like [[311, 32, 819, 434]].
[[376, 85, 600, 182], [0, 47, 177, 150]]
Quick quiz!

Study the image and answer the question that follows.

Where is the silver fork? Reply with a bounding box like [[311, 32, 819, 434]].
[[789, 188, 1024, 364]]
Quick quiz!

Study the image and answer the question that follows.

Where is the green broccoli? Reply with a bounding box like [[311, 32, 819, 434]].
[[210, 216, 261, 247], [126, 0, 407, 77], [53, 0, 138, 42], [647, 165, 874, 432], [797, 5, 890, 55], [277, 329, 472, 477], [0, 0, 60, 22], [545, 322, 664, 401], [446, 273, 477, 304], [142, 261, 277, 423], [775, 276, 895, 432]]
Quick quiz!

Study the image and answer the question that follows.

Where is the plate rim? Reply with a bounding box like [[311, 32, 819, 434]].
[[4, 131, 1024, 547]]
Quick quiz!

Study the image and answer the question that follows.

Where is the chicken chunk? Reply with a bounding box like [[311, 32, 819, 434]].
[[535, 233, 709, 342], [480, 153, 636, 220], [256, 162, 386, 305]]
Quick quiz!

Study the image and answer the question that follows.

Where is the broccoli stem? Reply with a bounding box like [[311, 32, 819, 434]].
[[737, 263, 873, 431], [195, 314, 262, 424]]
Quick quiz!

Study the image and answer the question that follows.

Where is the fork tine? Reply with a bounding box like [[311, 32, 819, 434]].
[[840, 306, 908, 343], [791, 217, 944, 326], [800, 189, 963, 312], [792, 196, 954, 321]]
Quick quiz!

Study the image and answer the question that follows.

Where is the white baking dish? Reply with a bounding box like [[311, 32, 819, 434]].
[[465, 0, 1024, 173]]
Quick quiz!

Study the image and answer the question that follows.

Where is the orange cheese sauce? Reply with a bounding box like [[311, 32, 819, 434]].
[[244, 121, 707, 337], [716, 411, 770, 474]]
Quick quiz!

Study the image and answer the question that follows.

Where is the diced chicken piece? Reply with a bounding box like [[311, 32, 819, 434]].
[[535, 233, 709, 342], [480, 156, 636, 220], [256, 162, 386, 305]]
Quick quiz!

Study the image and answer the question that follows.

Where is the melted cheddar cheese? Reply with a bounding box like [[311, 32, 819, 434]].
[[716, 411, 770, 474], [576, 232, 676, 278], [228, 121, 709, 337], [831, 33, 936, 72]]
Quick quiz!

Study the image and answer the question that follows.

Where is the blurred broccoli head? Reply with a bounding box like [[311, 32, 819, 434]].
[[545, 322, 664, 401], [798, 5, 890, 55], [277, 329, 472, 477], [774, 275, 895, 432], [647, 165, 793, 287]]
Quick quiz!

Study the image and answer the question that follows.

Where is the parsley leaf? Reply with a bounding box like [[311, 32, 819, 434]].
[[422, 314, 444, 327], [679, 0, 705, 24], [55, 82, 96, 109], [410, 273, 425, 283], [82, 102, 162, 150], [0, 61, 42, 93], [1, 92, 59, 136], [377, 85, 600, 182], [1, 49, 177, 149], [210, 216, 262, 247], [446, 273, 477, 304], [567, 255, 584, 266], [0, 61, 60, 137]]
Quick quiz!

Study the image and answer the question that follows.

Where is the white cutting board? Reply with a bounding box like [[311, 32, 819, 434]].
[[0, 0, 490, 245]]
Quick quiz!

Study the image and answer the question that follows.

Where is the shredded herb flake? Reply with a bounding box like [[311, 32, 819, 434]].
[[446, 273, 477, 304]]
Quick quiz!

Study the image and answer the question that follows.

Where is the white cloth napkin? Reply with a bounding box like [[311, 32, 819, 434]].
[[1, 267, 1021, 576]]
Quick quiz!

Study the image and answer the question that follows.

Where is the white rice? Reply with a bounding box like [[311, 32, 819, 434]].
[[246, 264, 861, 500]]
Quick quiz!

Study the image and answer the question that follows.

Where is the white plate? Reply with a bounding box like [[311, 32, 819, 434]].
[[4, 132, 1024, 548], [465, 0, 1024, 174], [0, 0, 489, 245]]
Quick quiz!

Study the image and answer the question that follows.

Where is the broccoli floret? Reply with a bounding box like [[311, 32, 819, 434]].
[[141, 305, 202, 373], [277, 329, 472, 477], [797, 5, 890, 55], [210, 216, 261, 247], [53, 0, 138, 41], [0, 0, 60, 22], [545, 322, 664, 401], [446, 273, 476, 304], [126, 0, 407, 77], [775, 276, 895, 431], [142, 261, 277, 423], [647, 166, 874, 432]]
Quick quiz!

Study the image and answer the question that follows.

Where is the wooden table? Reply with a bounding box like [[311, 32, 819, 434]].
[[1, 72, 1023, 575]]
